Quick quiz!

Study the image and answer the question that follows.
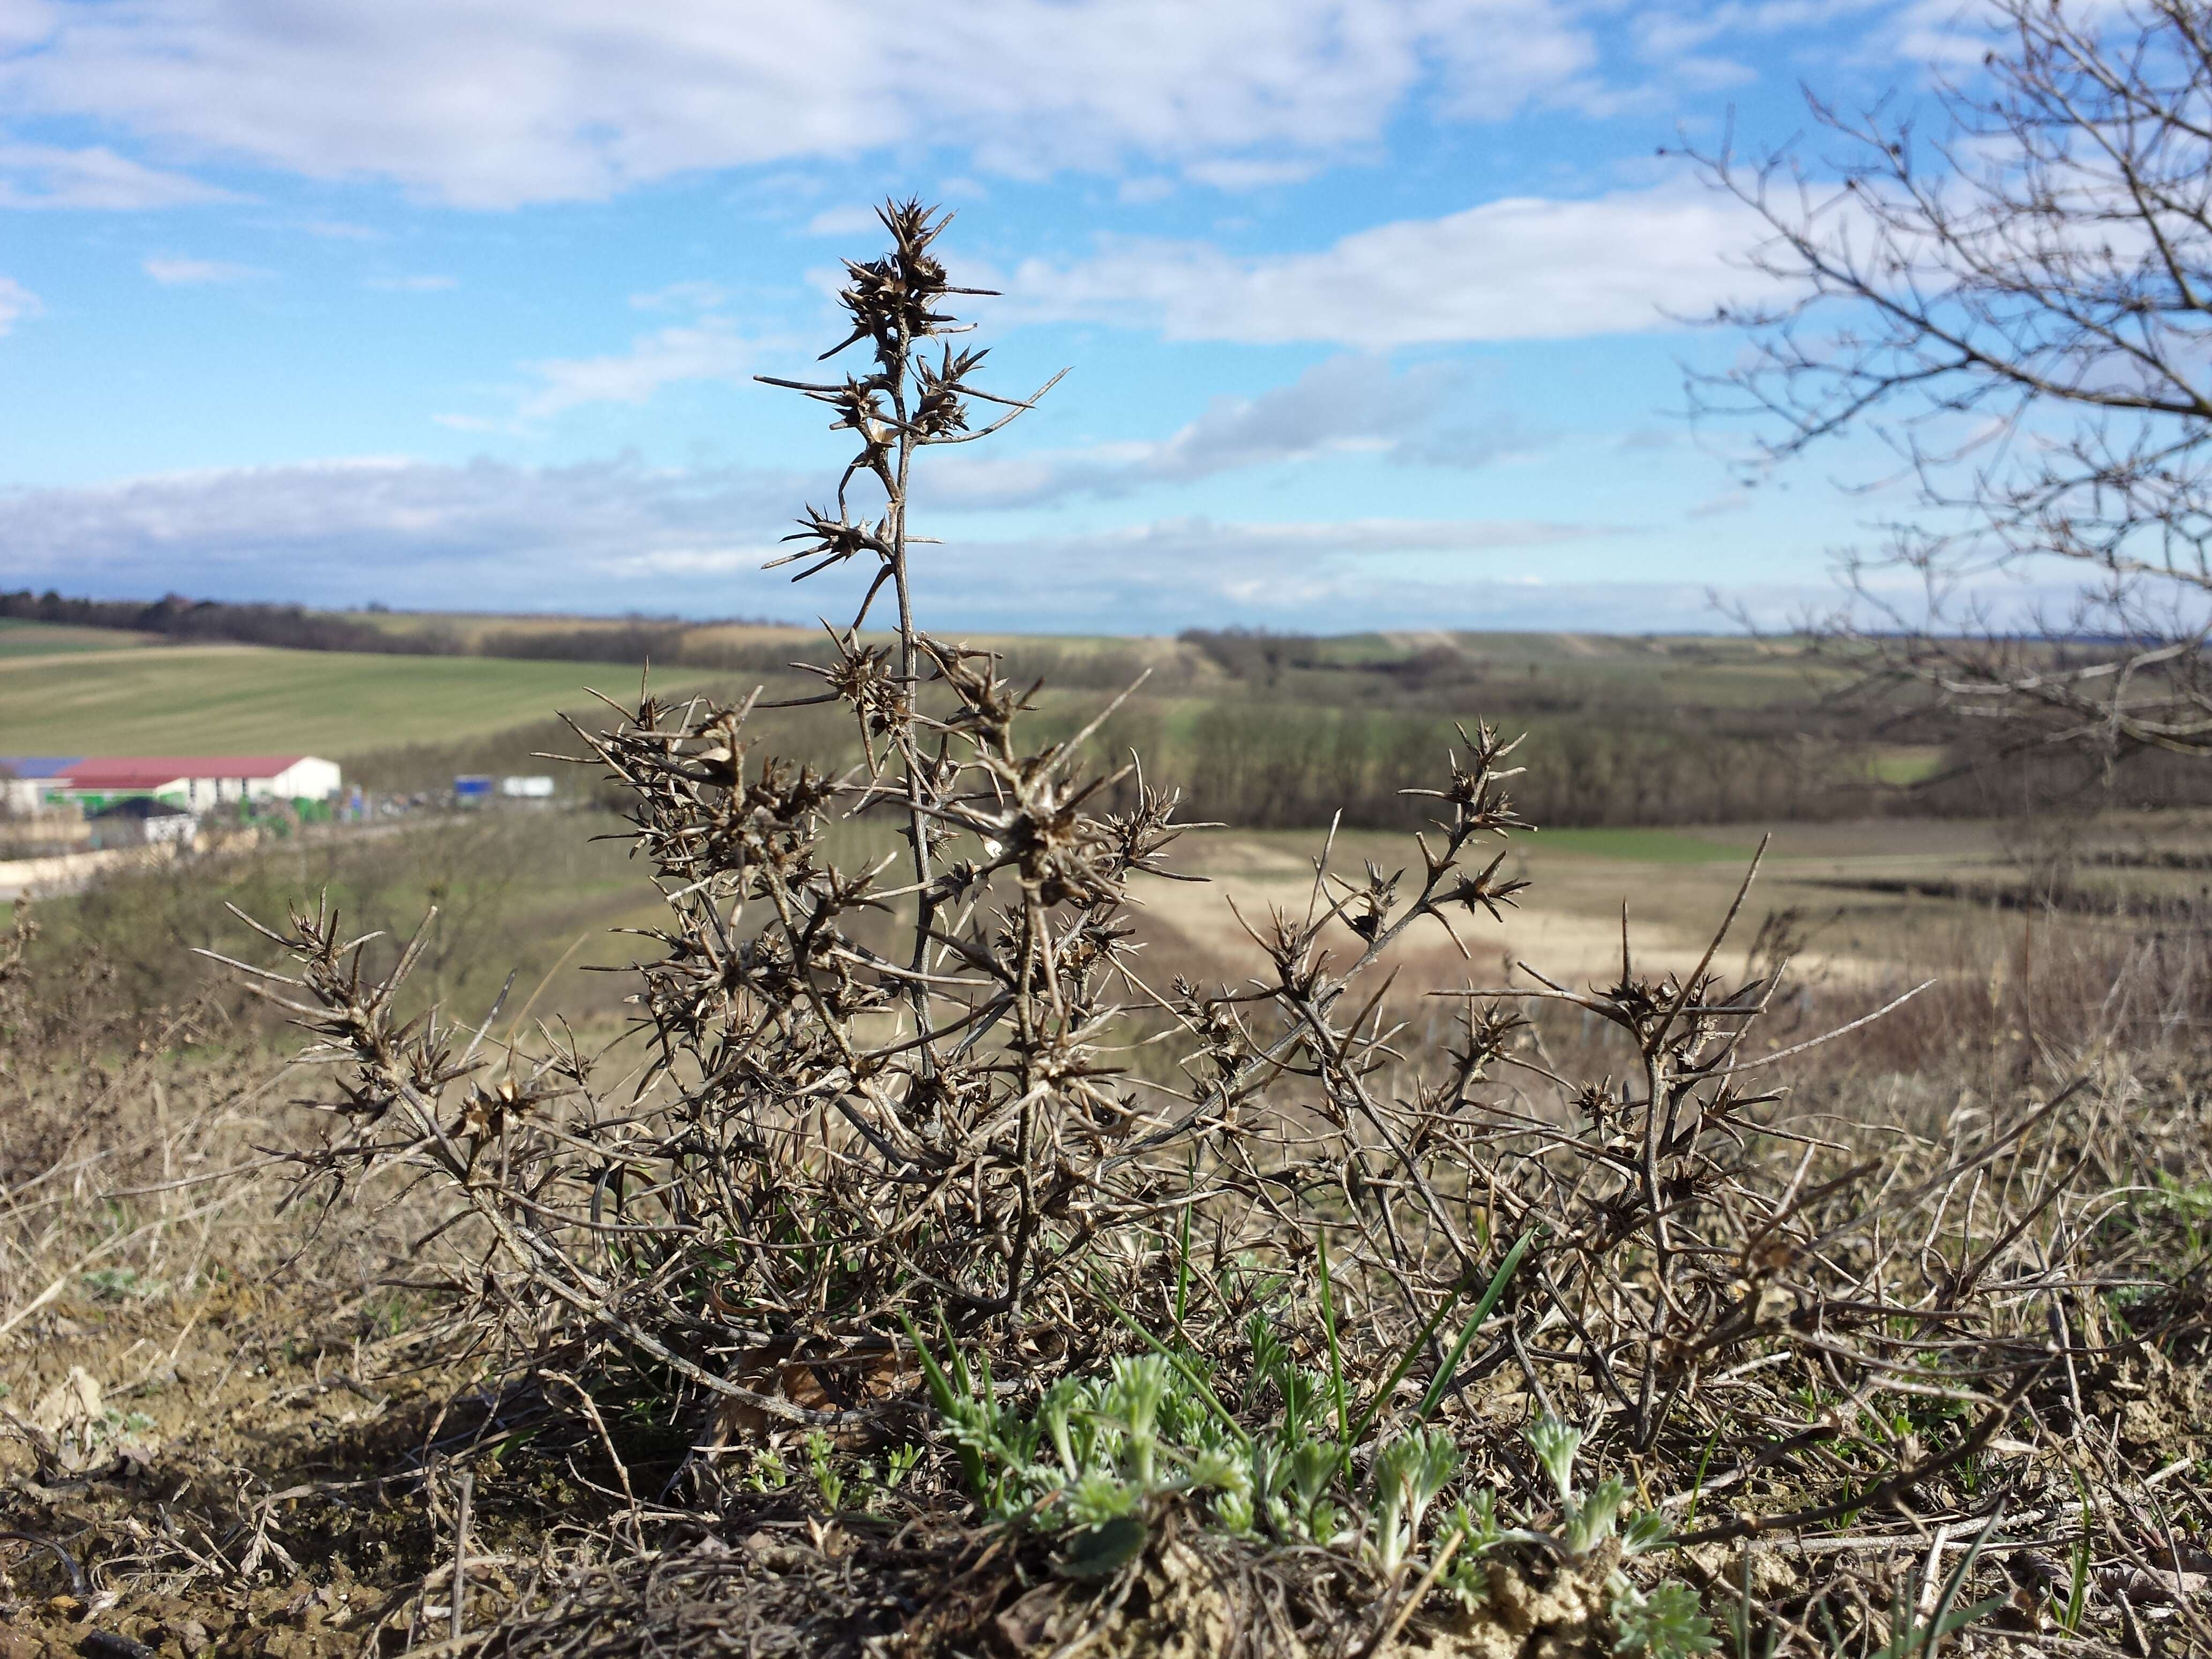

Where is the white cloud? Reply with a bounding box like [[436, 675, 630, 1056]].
[[1886, 0, 2004, 73], [365, 273, 455, 291], [1183, 158, 1319, 191], [518, 315, 759, 417], [143, 254, 266, 285], [803, 204, 882, 237], [0, 452, 1638, 627], [608, 513, 1639, 627], [495, 277, 781, 416], [925, 356, 1538, 507], [0, 451, 2056, 633], [0, 0, 1603, 209], [995, 182, 1772, 345], [0, 140, 237, 208], [630, 280, 727, 311], [0, 273, 40, 335], [0, 454, 804, 609]]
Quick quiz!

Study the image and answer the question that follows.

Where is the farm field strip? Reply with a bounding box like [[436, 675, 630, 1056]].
[[0, 619, 165, 657], [0, 643, 728, 757], [1144, 816, 2199, 990]]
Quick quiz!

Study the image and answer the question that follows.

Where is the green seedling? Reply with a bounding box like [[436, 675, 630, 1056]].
[[744, 1446, 788, 1492], [804, 1429, 844, 1510], [1510, 1419, 1714, 1659], [883, 1443, 923, 1490], [1373, 1426, 1462, 1576], [1617, 1582, 1718, 1659]]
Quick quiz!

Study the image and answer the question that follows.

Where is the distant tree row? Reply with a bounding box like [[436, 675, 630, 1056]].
[[3, 589, 1199, 694], [1064, 703, 1875, 831], [0, 592, 785, 663], [1, 590, 464, 654]]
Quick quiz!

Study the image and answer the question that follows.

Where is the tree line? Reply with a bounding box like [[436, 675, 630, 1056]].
[[1, 590, 461, 654], [0, 592, 788, 663]]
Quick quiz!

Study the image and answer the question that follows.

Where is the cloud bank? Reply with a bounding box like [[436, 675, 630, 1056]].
[[997, 184, 1769, 345], [925, 355, 1542, 509], [0, 454, 1673, 629], [0, 140, 238, 208], [2, 450, 2051, 634], [1, 0, 1601, 208]]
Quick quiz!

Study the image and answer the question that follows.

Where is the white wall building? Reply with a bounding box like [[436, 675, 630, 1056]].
[[0, 754, 343, 811]]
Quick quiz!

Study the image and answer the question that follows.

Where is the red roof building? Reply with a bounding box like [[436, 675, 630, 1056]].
[[0, 754, 342, 811], [58, 757, 318, 791]]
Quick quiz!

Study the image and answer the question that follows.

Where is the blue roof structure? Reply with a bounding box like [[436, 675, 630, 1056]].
[[0, 757, 84, 778]]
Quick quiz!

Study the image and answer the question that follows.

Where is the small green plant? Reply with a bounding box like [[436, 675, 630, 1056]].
[[743, 1445, 789, 1493], [916, 1301, 1712, 1658], [909, 1325, 1258, 1576], [906, 1226, 1545, 1589], [882, 1442, 922, 1490], [804, 1429, 845, 1510], [1372, 1428, 1461, 1578], [1439, 1489, 1504, 1608], [1620, 1584, 1718, 1659], [81, 1266, 163, 1301], [2054, 1526, 2090, 1637], [1438, 1419, 1713, 1659]]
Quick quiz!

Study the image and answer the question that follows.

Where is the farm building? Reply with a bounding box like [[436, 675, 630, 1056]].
[[87, 797, 197, 849], [0, 758, 77, 816], [0, 754, 342, 814]]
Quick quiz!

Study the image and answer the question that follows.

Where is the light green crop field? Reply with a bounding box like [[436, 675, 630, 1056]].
[[0, 618, 164, 658], [0, 640, 725, 757], [1869, 744, 1947, 786]]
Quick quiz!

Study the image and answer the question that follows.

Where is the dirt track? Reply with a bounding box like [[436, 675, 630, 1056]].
[[1123, 826, 1993, 996]]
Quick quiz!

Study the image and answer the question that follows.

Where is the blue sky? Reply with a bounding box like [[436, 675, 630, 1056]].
[[0, 0, 1990, 633]]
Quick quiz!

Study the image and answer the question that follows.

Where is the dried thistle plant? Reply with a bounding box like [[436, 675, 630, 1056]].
[[213, 205, 2203, 1659], [222, 200, 1213, 1432]]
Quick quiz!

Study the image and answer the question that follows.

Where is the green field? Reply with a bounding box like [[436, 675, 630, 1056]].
[[0, 639, 725, 757], [1869, 744, 1947, 786], [0, 618, 163, 658], [0, 615, 1847, 763]]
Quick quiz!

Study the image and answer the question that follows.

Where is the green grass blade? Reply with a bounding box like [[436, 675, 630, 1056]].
[[1685, 1423, 1723, 1533], [1349, 1283, 1464, 1450], [896, 1309, 958, 1416], [1920, 1501, 2006, 1659], [1415, 1227, 1537, 1424]]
